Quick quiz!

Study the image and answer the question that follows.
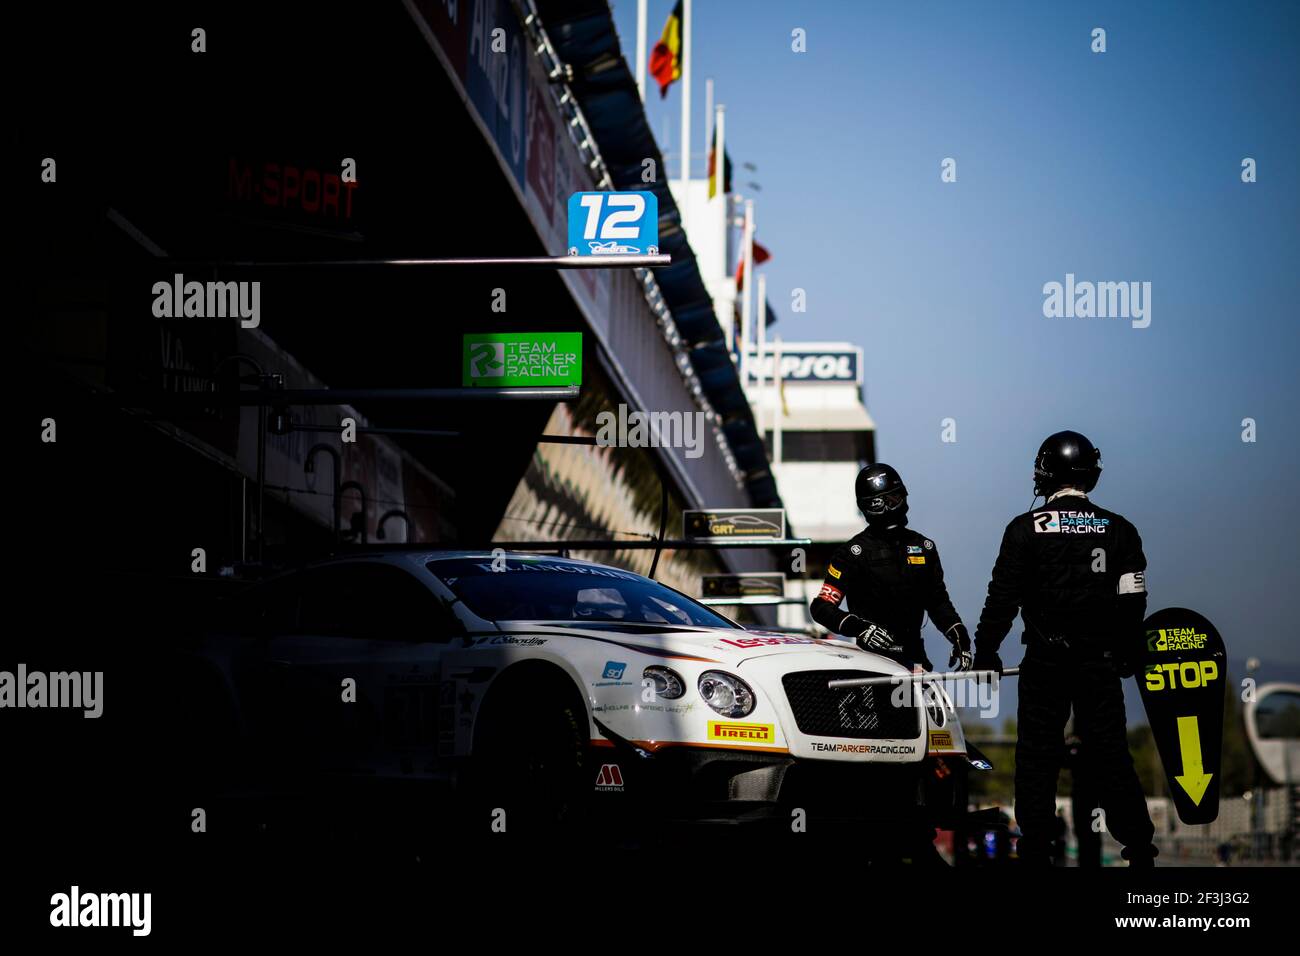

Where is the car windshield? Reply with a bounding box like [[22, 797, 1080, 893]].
[[428, 557, 737, 628]]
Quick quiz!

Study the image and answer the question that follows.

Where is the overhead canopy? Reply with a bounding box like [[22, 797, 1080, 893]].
[[535, 0, 780, 509]]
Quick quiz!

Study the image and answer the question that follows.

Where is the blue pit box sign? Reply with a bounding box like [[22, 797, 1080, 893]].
[[567, 191, 658, 257]]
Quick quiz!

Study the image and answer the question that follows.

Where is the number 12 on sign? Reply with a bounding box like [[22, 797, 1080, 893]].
[[567, 191, 658, 257]]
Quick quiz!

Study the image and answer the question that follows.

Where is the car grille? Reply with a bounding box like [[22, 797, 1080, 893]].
[[781, 670, 920, 740]]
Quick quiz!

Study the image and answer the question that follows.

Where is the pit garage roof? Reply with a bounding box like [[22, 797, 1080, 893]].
[[535, 0, 779, 508]]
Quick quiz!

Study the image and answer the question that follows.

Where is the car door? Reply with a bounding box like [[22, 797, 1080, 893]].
[[263, 561, 463, 784]]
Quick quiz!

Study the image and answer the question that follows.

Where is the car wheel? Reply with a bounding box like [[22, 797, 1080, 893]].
[[470, 670, 590, 836]]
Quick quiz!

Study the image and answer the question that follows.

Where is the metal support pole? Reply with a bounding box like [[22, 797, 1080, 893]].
[[772, 336, 783, 464], [158, 254, 670, 270], [256, 384, 266, 561], [828, 667, 1021, 689], [114, 386, 581, 407], [635, 0, 647, 103], [680, 0, 692, 192], [648, 454, 670, 580]]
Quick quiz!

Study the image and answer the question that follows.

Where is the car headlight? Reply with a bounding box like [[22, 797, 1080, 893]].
[[643, 665, 685, 700], [697, 670, 756, 718]]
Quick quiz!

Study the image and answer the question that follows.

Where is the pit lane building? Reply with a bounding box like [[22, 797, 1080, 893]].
[[24, 1, 789, 613]]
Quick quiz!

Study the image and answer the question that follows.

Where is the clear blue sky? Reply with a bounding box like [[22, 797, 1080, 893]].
[[614, 1, 1300, 700]]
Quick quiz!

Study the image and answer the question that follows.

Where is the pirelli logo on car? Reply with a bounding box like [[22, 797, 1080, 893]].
[[707, 721, 775, 744], [929, 731, 953, 749]]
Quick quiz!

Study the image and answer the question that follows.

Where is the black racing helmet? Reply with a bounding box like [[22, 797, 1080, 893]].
[[1033, 431, 1102, 496], [856, 463, 908, 522]]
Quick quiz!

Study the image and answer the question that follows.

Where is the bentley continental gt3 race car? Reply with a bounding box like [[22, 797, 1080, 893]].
[[178, 551, 991, 841]]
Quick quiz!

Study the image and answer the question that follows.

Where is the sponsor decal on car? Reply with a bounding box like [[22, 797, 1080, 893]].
[[906, 545, 923, 555], [929, 730, 953, 749], [1147, 627, 1208, 652], [907, 556, 926, 565], [594, 764, 625, 791], [593, 660, 634, 687], [471, 636, 548, 647], [707, 721, 775, 744], [826, 564, 842, 579], [717, 636, 819, 649], [639, 701, 697, 714], [810, 741, 918, 755]]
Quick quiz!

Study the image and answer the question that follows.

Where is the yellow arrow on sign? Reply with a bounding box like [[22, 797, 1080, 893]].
[[1174, 715, 1214, 805]]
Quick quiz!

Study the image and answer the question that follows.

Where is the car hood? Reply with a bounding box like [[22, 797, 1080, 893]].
[[493, 620, 907, 670]]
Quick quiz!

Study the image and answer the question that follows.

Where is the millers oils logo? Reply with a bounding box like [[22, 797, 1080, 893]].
[[1147, 628, 1208, 652], [708, 721, 775, 744], [594, 764, 625, 792], [929, 731, 953, 749]]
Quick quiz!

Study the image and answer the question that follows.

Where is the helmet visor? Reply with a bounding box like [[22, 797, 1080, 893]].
[[862, 487, 907, 515]]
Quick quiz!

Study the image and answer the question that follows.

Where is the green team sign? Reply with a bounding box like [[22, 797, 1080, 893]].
[[462, 332, 582, 387]]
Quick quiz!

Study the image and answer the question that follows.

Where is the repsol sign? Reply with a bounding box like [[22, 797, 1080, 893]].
[[748, 349, 861, 383]]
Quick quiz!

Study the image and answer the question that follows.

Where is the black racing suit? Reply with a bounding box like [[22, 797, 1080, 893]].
[[809, 524, 962, 669], [973, 492, 1155, 863]]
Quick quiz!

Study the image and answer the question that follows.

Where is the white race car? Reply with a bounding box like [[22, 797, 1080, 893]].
[[183, 551, 988, 837]]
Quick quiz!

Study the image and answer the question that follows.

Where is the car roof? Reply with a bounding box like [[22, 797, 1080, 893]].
[[309, 549, 648, 581]]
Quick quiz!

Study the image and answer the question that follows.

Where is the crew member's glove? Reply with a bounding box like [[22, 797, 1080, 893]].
[[972, 648, 1003, 676], [1111, 642, 1140, 679], [855, 622, 903, 658], [945, 622, 973, 672]]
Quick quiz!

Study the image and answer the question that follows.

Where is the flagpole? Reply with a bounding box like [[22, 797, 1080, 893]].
[[713, 102, 726, 203], [746, 271, 764, 389], [740, 197, 754, 366], [773, 335, 784, 464], [756, 268, 767, 436], [680, 0, 692, 193], [739, 235, 756, 385], [705, 77, 713, 149], [635, 0, 647, 103]]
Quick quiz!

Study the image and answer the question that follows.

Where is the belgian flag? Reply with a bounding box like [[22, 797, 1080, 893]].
[[707, 122, 732, 199], [649, 1, 683, 99]]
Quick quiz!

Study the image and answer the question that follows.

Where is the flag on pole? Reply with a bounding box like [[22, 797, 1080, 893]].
[[649, 1, 684, 99], [736, 240, 771, 291], [707, 122, 733, 198]]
